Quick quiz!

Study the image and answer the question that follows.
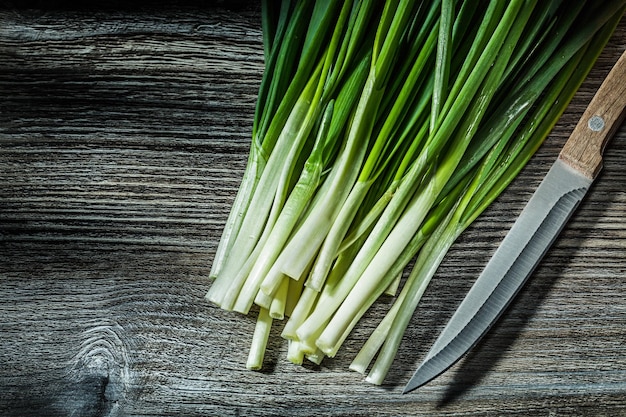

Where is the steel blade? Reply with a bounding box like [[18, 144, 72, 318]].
[[404, 158, 593, 393]]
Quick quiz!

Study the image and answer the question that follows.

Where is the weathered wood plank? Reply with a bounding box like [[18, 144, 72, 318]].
[[1, 3, 625, 416]]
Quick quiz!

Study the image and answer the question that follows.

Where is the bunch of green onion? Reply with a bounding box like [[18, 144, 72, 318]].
[[207, 0, 625, 385]]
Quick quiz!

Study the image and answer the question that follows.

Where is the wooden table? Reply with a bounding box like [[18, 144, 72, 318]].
[[1, 3, 625, 416]]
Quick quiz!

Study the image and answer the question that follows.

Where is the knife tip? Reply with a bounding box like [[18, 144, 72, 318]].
[[402, 365, 434, 394]]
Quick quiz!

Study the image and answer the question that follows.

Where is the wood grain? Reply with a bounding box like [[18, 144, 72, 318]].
[[1, 3, 625, 416], [560, 49, 626, 179]]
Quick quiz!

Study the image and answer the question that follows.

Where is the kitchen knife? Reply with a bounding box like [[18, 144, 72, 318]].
[[404, 49, 626, 394]]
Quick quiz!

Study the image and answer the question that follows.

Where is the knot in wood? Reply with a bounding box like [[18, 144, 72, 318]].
[[66, 322, 133, 416]]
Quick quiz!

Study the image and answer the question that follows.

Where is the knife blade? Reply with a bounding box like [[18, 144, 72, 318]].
[[404, 49, 626, 394]]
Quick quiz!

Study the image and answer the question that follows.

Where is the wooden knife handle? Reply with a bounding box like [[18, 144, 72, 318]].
[[560, 49, 626, 179]]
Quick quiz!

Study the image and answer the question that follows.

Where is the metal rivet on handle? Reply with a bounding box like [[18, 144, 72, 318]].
[[588, 115, 605, 132]]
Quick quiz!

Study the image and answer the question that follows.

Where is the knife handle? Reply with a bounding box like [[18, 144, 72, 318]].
[[560, 49, 626, 179]]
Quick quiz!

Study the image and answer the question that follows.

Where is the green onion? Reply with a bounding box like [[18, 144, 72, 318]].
[[207, 0, 625, 385]]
